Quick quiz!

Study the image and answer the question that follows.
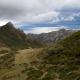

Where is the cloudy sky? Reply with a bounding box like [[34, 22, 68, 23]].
[[0, 0, 80, 34]]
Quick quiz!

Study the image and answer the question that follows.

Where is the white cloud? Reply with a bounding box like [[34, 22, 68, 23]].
[[61, 12, 80, 21], [63, 0, 80, 8], [0, 0, 80, 24], [51, 12, 80, 23], [25, 11, 59, 23], [24, 26, 67, 34], [61, 16, 75, 21]]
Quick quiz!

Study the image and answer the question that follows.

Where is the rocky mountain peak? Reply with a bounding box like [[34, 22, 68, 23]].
[[0, 22, 15, 31]]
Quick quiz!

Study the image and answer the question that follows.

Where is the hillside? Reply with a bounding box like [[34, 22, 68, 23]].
[[61, 30, 80, 55], [0, 22, 27, 49], [0, 29, 80, 80], [37, 30, 80, 80]]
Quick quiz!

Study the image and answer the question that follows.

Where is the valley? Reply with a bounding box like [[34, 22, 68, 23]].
[[0, 23, 80, 80]]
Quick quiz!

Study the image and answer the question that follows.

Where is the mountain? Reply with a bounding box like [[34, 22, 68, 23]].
[[0, 22, 28, 49], [0, 22, 76, 49], [0, 22, 77, 49], [0, 22, 44, 49], [27, 29, 75, 44]]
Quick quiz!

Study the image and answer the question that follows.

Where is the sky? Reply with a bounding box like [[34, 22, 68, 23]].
[[0, 0, 80, 34]]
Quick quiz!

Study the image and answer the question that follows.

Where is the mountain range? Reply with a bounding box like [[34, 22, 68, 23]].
[[0, 22, 77, 49], [27, 28, 75, 44]]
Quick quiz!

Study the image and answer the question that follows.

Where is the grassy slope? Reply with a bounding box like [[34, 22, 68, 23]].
[[38, 31, 80, 80], [0, 24, 27, 49]]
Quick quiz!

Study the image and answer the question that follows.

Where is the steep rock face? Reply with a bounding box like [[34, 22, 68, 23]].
[[27, 29, 75, 44]]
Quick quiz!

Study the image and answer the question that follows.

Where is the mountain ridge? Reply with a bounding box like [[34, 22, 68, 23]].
[[27, 28, 76, 44], [0, 22, 78, 48]]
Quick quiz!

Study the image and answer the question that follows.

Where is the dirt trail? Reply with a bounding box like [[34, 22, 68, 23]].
[[15, 48, 42, 64]]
